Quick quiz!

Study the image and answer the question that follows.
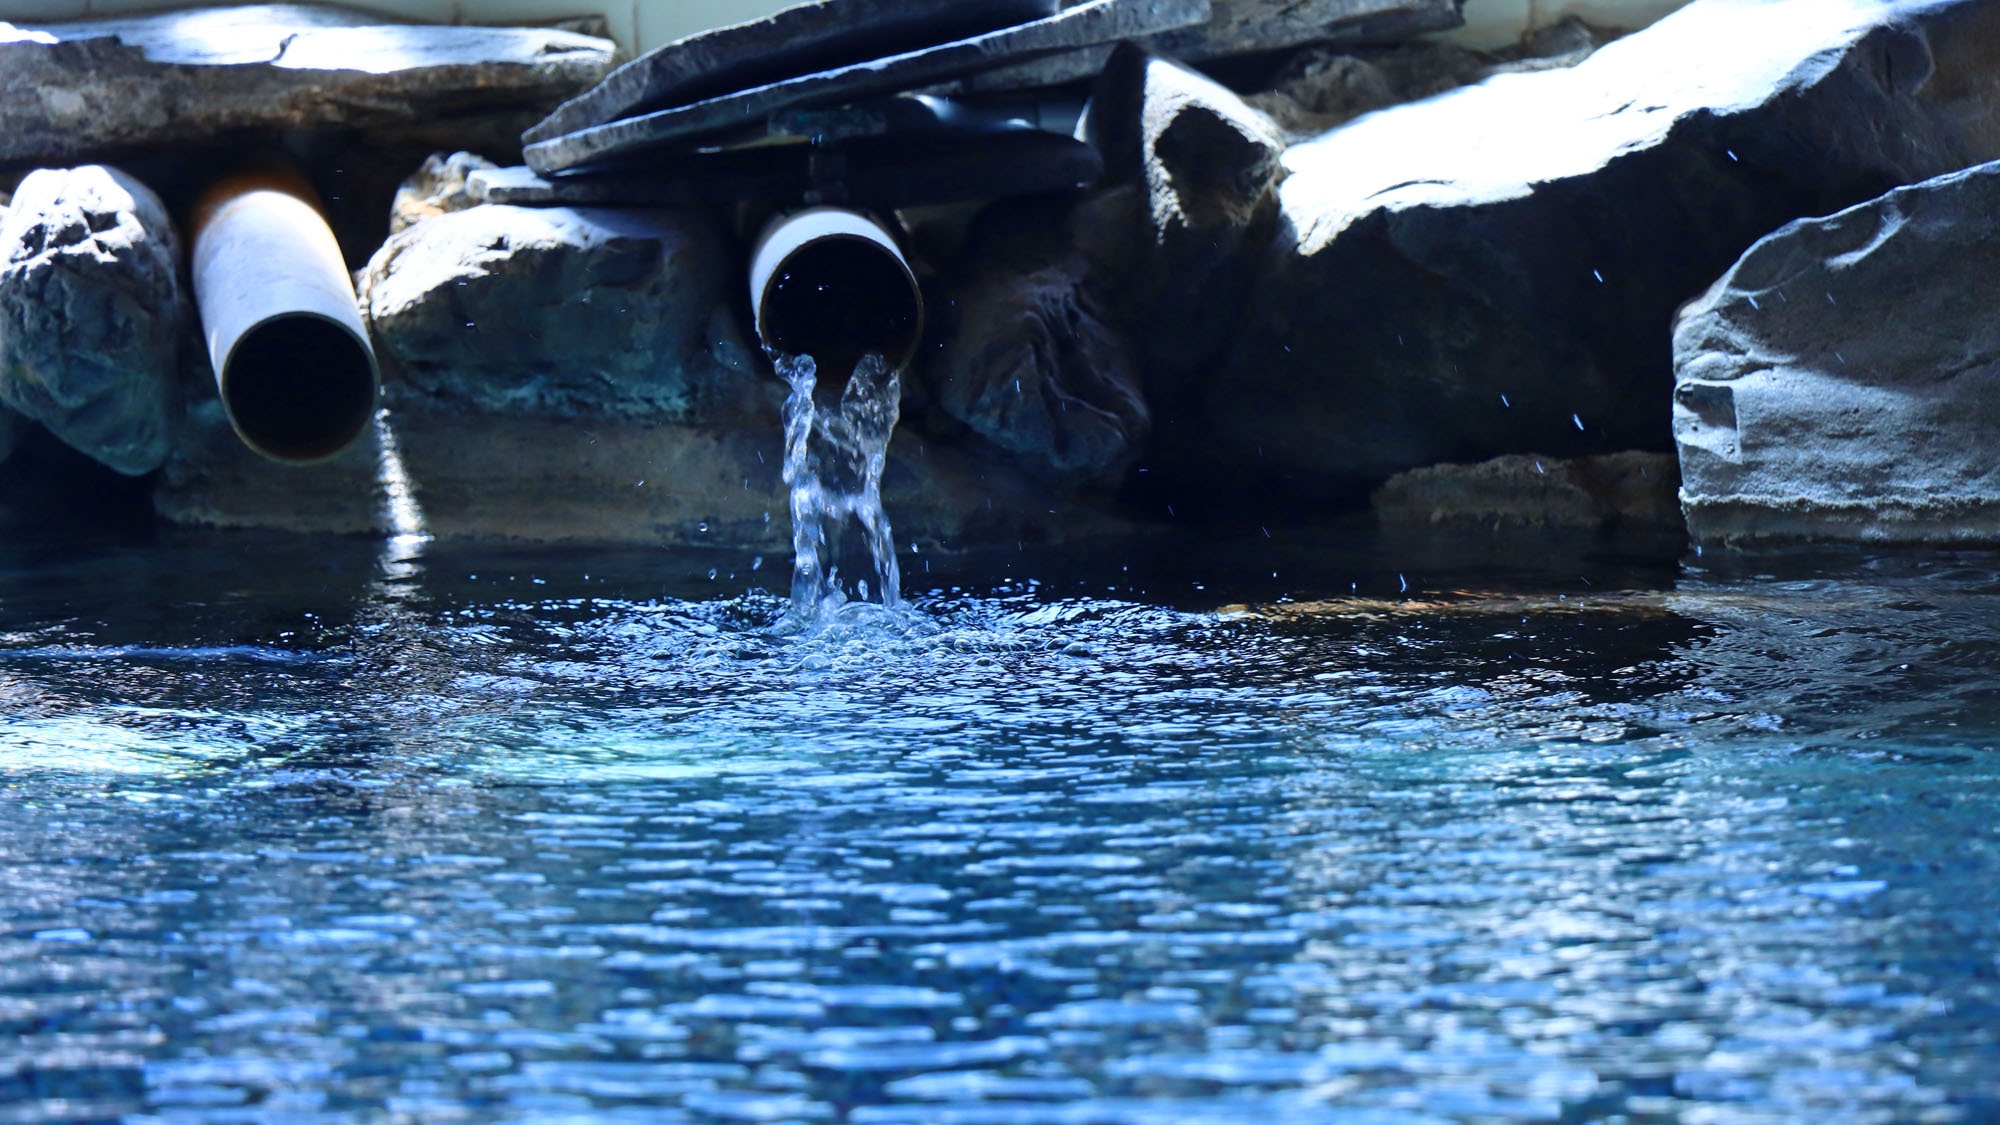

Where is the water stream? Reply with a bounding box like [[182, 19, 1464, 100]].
[[775, 352, 904, 630]]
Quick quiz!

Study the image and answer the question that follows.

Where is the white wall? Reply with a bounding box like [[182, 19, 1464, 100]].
[[1445, 0, 1694, 48], [1, 0, 1693, 57]]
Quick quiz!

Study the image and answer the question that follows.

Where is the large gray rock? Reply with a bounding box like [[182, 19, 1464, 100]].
[[1163, 0, 2000, 515], [0, 165, 186, 476], [1674, 161, 2000, 546], [0, 5, 615, 167], [931, 200, 1148, 493], [360, 204, 745, 423]]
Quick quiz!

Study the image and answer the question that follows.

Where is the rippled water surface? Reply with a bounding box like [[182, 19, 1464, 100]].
[[2, 525, 1998, 1124]]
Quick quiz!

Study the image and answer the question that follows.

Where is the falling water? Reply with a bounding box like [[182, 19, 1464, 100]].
[[775, 351, 903, 626]]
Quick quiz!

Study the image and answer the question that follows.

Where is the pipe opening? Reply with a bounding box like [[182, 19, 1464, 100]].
[[759, 234, 923, 380], [221, 314, 377, 464]]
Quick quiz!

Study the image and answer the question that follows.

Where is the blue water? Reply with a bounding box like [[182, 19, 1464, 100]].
[[1, 525, 1997, 1123]]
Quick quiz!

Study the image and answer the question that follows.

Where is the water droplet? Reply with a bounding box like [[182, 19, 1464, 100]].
[[1727, 149, 1738, 161], [1398, 573, 1408, 593], [1500, 394, 1510, 408], [698, 522, 709, 533], [1593, 269, 1604, 283], [707, 569, 718, 581], [752, 556, 764, 571], [1573, 414, 1585, 431]]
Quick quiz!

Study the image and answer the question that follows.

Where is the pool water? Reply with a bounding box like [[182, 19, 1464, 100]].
[[0, 524, 1996, 1123]]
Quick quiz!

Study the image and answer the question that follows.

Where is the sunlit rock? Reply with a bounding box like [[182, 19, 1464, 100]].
[[0, 5, 614, 167], [1172, 0, 2000, 513], [1675, 161, 2000, 546], [389, 151, 499, 236], [360, 204, 741, 423], [0, 165, 186, 476], [1374, 451, 1683, 538]]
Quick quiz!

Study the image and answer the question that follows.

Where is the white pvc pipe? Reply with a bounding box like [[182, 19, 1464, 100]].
[[748, 206, 924, 376], [190, 167, 379, 464]]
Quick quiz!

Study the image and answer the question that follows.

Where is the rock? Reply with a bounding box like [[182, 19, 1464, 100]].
[[522, 0, 1210, 174], [942, 0, 1463, 93], [0, 406, 17, 467], [0, 5, 615, 167], [1167, 0, 2000, 516], [526, 0, 1066, 146], [930, 201, 1148, 493], [0, 165, 186, 476], [1674, 161, 2000, 547], [156, 399, 1133, 550], [359, 204, 744, 423], [389, 151, 500, 235], [1374, 451, 1683, 537], [1091, 47, 1288, 399]]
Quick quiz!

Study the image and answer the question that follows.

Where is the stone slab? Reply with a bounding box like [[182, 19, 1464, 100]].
[[523, 0, 1210, 174], [475, 131, 1102, 210], [526, 0, 1061, 145], [1674, 160, 2000, 547], [0, 4, 615, 166]]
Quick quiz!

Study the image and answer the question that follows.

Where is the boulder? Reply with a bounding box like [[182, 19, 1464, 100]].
[[1374, 451, 1683, 537], [1674, 160, 2000, 546], [359, 204, 746, 424], [1165, 0, 2000, 516], [389, 151, 500, 235], [0, 5, 615, 167], [930, 199, 1149, 493], [156, 399, 1133, 550], [0, 165, 186, 476], [1090, 46, 1289, 402]]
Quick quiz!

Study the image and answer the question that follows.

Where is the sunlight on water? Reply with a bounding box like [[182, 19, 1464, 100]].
[[0, 533, 1998, 1123], [776, 351, 906, 630]]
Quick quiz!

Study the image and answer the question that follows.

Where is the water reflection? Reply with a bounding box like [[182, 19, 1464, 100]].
[[0, 532, 1996, 1122]]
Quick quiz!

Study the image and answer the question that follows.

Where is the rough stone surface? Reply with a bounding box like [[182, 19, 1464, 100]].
[[944, 0, 1462, 93], [1374, 451, 1683, 537], [930, 202, 1148, 493], [0, 165, 186, 477], [0, 5, 615, 167], [156, 400, 1131, 550], [389, 151, 500, 235], [1674, 160, 2000, 546], [523, 0, 1209, 173], [1162, 0, 2000, 516], [360, 204, 746, 424], [1091, 47, 1288, 399]]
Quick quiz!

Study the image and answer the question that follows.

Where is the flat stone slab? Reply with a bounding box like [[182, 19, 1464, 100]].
[[526, 0, 1061, 147], [475, 131, 1101, 210], [0, 4, 615, 166], [523, 0, 1209, 175], [942, 0, 1462, 93]]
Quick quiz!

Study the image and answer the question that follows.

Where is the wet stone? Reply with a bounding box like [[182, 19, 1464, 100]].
[[1373, 451, 1684, 538], [389, 151, 500, 236], [0, 4, 616, 167], [0, 165, 186, 477]]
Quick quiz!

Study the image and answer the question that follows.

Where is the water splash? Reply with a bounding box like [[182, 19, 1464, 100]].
[[775, 352, 904, 629]]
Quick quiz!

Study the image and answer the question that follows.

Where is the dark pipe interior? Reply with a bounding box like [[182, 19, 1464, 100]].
[[761, 235, 922, 381], [222, 315, 378, 463]]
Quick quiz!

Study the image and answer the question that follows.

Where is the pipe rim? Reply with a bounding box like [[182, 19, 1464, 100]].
[[217, 309, 381, 466]]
